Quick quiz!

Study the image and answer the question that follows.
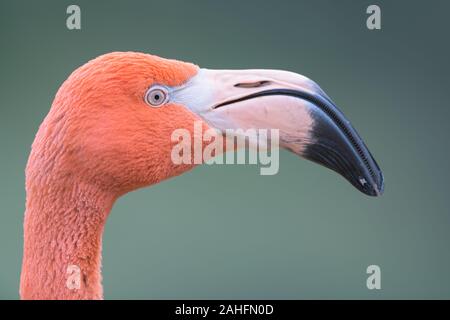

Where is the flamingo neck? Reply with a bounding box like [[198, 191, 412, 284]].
[[20, 179, 115, 300]]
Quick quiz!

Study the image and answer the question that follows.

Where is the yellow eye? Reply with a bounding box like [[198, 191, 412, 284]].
[[145, 86, 169, 107]]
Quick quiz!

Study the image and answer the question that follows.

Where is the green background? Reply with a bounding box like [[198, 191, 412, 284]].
[[1, 0, 449, 299]]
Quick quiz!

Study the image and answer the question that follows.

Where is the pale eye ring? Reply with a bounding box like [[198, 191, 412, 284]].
[[144, 85, 169, 107]]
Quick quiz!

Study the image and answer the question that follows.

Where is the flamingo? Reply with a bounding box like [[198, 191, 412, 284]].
[[20, 52, 383, 300]]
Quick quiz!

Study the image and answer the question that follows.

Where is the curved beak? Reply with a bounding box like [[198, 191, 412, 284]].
[[172, 68, 384, 196]]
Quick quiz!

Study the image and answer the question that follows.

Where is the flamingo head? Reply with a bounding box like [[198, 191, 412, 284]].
[[30, 52, 383, 197]]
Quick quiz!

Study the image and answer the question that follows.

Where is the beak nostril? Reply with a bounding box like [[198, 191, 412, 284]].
[[234, 80, 271, 88]]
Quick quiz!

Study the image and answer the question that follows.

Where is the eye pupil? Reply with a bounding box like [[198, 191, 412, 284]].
[[154, 94, 160, 100]]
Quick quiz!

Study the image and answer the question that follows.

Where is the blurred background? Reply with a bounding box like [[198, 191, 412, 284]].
[[1, 0, 449, 299]]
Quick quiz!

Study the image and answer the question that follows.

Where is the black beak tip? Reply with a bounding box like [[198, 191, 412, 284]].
[[301, 131, 384, 198], [359, 170, 384, 197], [304, 143, 385, 197], [298, 94, 385, 198]]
